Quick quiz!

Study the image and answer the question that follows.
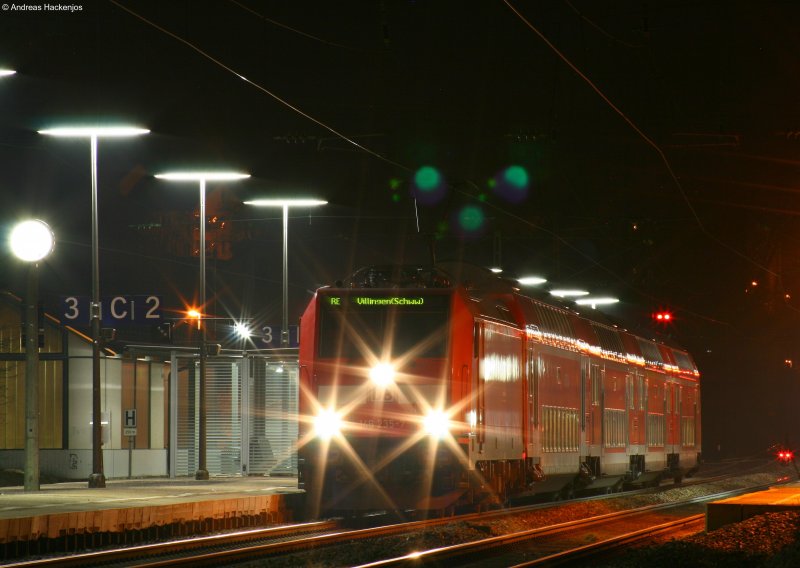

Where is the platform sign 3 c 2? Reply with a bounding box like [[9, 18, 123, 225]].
[[61, 295, 163, 326], [260, 325, 299, 348]]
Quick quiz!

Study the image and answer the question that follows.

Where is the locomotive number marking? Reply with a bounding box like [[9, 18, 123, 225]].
[[359, 419, 406, 430], [367, 388, 396, 402]]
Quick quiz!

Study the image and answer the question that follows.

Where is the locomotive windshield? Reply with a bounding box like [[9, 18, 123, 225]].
[[318, 293, 450, 359]]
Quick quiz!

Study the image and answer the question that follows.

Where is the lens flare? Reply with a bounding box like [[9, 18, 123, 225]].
[[493, 165, 530, 204], [412, 166, 446, 205], [314, 408, 342, 440], [369, 363, 396, 386], [423, 409, 450, 439], [456, 205, 485, 235]]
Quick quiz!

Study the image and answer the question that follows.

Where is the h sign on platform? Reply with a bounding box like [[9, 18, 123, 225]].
[[124, 408, 137, 428]]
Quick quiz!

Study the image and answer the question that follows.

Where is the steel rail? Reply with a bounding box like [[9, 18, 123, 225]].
[[352, 481, 785, 567], [513, 513, 706, 566], [3, 462, 783, 567]]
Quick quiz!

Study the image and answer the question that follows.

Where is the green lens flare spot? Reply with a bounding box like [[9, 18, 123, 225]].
[[504, 165, 529, 189], [414, 166, 441, 192], [458, 205, 485, 232]]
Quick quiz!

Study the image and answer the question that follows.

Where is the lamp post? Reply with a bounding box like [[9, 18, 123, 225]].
[[243, 198, 327, 347], [39, 126, 149, 488], [9, 219, 55, 491], [156, 171, 250, 480]]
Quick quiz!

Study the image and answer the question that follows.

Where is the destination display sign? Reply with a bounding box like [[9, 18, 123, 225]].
[[324, 294, 447, 308]]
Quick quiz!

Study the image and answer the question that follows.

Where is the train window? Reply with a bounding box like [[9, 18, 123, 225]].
[[493, 303, 516, 324], [647, 413, 666, 446], [637, 339, 664, 366], [318, 294, 450, 359], [603, 408, 626, 448], [681, 416, 695, 446], [671, 350, 697, 373], [531, 301, 574, 340], [591, 324, 625, 357]]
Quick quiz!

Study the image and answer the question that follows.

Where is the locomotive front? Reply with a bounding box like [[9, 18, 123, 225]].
[[298, 278, 472, 517]]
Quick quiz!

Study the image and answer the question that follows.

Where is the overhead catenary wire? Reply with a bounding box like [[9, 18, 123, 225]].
[[501, 0, 781, 282], [107, 0, 783, 324]]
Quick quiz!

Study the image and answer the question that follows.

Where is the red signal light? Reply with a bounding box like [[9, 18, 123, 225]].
[[654, 311, 673, 322], [778, 450, 795, 462]]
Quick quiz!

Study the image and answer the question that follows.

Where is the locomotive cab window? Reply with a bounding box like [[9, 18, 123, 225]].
[[318, 294, 450, 360]]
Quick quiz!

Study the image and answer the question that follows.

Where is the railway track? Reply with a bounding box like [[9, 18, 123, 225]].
[[355, 495, 714, 566], [2, 464, 786, 567]]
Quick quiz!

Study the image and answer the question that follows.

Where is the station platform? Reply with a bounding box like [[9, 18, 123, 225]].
[[0, 475, 301, 554], [707, 481, 800, 531]]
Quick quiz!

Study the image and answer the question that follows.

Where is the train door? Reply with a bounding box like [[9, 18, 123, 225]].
[[628, 371, 645, 447], [665, 381, 675, 450], [638, 372, 647, 447], [589, 363, 602, 454], [475, 322, 485, 455], [581, 356, 589, 448], [526, 344, 539, 460]]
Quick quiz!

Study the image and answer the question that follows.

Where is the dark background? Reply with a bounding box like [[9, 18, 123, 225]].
[[1, 0, 799, 457]]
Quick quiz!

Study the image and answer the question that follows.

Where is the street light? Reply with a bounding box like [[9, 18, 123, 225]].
[[518, 275, 547, 286], [9, 219, 55, 491], [156, 171, 250, 480], [244, 198, 327, 347], [550, 289, 590, 298], [0, 69, 15, 77], [575, 297, 620, 309], [39, 125, 149, 488]]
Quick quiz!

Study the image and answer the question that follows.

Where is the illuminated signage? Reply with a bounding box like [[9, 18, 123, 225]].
[[354, 296, 424, 306], [326, 296, 426, 307]]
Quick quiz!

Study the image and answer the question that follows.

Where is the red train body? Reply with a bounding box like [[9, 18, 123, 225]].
[[298, 264, 701, 517]]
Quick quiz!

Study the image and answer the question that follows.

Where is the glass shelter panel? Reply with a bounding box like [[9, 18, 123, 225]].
[[249, 359, 298, 476]]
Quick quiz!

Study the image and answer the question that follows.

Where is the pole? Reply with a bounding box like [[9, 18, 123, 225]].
[[88, 134, 105, 488], [196, 179, 209, 480], [23, 264, 39, 491], [281, 204, 289, 347]]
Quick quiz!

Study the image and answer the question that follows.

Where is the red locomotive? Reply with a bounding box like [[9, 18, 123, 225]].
[[298, 263, 701, 517]]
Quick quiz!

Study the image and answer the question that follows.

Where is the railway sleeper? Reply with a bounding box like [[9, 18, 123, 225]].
[[0, 512, 271, 561]]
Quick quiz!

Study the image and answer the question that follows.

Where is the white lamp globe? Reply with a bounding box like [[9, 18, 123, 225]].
[[9, 220, 55, 262]]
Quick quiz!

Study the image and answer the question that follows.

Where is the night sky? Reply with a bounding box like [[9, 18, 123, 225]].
[[1, 1, 800, 457]]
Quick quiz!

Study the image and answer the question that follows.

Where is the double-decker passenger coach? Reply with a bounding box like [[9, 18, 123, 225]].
[[298, 264, 701, 518]]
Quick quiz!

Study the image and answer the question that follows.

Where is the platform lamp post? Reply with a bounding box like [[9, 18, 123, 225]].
[[38, 126, 149, 488], [155, 171, 250, 480], [243, 198, 327, 347], [9, 219, 55, 491]]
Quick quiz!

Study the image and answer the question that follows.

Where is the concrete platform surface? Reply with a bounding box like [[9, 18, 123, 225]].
[[0, 476, 300, 546], [707, 482, 800, 531]]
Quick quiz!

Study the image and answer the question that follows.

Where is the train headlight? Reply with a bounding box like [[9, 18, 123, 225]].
[[423, 409, 450, 439], [313, 408, 342, 440], [369, 362, 396, 387]]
